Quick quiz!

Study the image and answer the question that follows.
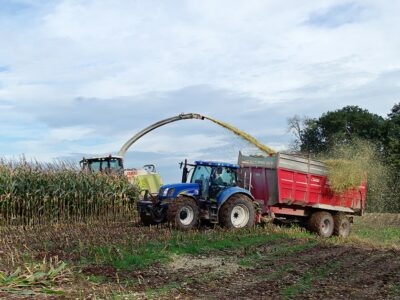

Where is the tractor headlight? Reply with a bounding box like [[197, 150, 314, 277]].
[[167, 188, 175, 197], [162, 188, 169, 197], [162, 188, 175, 197]]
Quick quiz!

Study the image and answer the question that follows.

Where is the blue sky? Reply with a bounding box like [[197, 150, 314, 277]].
[[1, 0, 400, 182]]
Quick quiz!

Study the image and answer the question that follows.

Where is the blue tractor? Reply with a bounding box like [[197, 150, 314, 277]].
[[137, 160, 257, 229]]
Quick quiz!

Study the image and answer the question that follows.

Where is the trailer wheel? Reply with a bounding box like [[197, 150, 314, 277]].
[[219, 195, 255, 228], [308, 211, 334, 238], [333, 213, 350, 238], [167, 196, 199, 230]]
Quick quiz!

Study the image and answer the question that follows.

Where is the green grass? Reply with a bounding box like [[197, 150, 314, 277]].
[[85, 275, 107, 284], [389, 284, 400, 296], [352, 226, 400, 245], [92, 228, 311, 270], [238, 240, 318, 267], [94, 242, 169, 270], [167, 230, 287, 255], [281, 261, 342, 299]]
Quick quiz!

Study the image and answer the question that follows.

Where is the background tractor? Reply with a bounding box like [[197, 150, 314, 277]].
[[80, 156, 162, 195], [137, 160, 257, 229]]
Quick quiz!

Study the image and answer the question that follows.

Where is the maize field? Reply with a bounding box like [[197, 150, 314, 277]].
[[0, 158, 139, 226]]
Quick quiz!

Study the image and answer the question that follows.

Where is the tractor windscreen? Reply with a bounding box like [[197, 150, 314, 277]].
[[90, 161, 101, 172], [108, 159, 122, 170], [211, 167, 237, 187], [191, 165, 212, 183], [87, 158, 123, 173]]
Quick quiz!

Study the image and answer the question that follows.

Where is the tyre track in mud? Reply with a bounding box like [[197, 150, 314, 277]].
[[196, 245, 353, 299], [172, 243, 400, 300], [309, 249, 400, 300]]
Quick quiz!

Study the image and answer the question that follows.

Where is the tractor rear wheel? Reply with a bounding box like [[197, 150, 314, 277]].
[[308, 211, 334, 238], [333, 213, 351, 237], [167, 196, 199, 230], [219, 195, 255, 228]]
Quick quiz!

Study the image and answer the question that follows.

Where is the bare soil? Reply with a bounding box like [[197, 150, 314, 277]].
[[169, 245, 400, 300]]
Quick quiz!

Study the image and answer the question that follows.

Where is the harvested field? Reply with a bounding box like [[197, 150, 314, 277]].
[[0, 213, 399, 299]]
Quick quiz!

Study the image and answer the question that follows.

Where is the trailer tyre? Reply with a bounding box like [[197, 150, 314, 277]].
[[219, 195, 255, 228], [167, 196, 199, 230], [308, 211, 334, 238], [333, 213, 350, 238]]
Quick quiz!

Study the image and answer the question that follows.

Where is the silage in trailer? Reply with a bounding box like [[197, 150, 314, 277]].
[[322, 140, 396, 213], [0, 159, 140, 226]]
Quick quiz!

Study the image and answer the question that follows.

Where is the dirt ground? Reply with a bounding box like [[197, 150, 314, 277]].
[[166, 244, 399, 299], [0, 213, 399, 299], [77, 241, 400, 299]]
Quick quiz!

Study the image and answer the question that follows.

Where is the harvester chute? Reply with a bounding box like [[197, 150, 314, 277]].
[[117, 113, 205, 156]]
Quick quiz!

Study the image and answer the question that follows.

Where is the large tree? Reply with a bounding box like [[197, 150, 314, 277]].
[[289, 106, 386, 154]]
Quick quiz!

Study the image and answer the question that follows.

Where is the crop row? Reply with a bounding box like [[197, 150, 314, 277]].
[[0, 159, 139, 226]]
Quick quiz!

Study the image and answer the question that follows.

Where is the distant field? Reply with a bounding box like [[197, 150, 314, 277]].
[[0, 213, 399, 299], [352, 213, 400, 246]]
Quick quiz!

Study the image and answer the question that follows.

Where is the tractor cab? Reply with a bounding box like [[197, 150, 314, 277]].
[[158, 160, 240, 202], [80, 155, 124, 174], [188, 161, 239, 200]]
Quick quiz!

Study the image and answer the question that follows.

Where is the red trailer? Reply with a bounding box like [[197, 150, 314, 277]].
[[238, 152, 366, 237]]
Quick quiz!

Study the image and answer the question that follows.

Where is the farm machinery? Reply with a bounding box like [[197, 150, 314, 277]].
[[80, 155, 162, 194], [137, 160, 257, 229], [78, 112, 366, 237], [138, 152, 366, 237]]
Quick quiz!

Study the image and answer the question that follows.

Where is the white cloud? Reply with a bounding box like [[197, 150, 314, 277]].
[[48, 126, 93, 141], [3, 0, 400, 103]]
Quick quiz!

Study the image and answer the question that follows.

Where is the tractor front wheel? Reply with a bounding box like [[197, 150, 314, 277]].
[[167, 196, 199, 230], [219, 195, 256, 228], [308, 211, 334, 238]]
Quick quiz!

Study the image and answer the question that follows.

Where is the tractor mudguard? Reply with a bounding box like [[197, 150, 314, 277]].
[[217, 187, 254, 207]]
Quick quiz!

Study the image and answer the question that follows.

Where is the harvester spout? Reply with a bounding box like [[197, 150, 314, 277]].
[[117, 113, 206, 157], [184, 113, 205, 120], [117, 112, 275, 157]]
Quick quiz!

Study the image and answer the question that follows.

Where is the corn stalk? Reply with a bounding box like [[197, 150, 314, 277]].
[[0, 158, 139, 226]]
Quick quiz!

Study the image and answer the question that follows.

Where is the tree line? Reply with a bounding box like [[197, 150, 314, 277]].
[[288, 103, 400, 213]]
